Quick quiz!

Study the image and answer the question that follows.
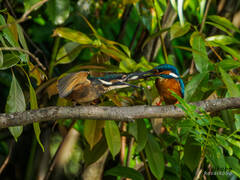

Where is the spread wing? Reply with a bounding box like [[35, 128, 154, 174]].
[[57, 72, 90, 98]]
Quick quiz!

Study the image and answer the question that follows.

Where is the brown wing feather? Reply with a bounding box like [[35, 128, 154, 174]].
[[57, 71, 90, 98]]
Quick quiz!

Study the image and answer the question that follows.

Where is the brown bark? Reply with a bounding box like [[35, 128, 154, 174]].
[[0, 97, 239, 128]]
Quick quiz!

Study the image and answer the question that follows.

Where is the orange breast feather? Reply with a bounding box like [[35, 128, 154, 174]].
[[155, 78, 182, 105]]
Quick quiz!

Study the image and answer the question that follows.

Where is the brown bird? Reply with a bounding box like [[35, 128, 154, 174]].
[[57, 71, 140, 104]]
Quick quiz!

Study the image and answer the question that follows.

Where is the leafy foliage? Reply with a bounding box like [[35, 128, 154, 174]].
[[0, 0, 240, 179]]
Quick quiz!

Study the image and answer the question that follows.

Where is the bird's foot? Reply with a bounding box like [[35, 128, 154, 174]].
[[156, 101, 162, 106], [175, 101, 180, 104]]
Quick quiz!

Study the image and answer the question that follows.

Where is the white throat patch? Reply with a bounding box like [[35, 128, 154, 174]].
[[169, 72, 179, 78]]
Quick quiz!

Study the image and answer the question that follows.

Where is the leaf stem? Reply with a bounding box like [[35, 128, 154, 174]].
[[140, 151, 152, 180], [200, 0, 212, 33], [48, 37, 60, 78], [152, 0, 168, 63], [0, 47, 46, 70], [194, 115, 213, 180]]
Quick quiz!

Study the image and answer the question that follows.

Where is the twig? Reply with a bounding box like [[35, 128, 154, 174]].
[[153, 0, 169, 63], [194, 107, 213, 180], [49, 37, 61, 77], [208, 44, 223, 61], [0, 141, 13, 174], [193, 155, 205, 180], [0, 97, 239, 128], [0, 0, 49, 31], [0, 47, 46, 70], [200, 0, 212, 33], [140, 152, 152, 180], [120, 122, 127, 165], [5, 0, 48, 65], [21, 0, 48, 22]]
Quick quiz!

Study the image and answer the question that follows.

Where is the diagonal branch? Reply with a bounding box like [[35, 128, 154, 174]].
[[0, 97, 239, 129], [0, 47, 46, 70], [0, 0, 49, 31]]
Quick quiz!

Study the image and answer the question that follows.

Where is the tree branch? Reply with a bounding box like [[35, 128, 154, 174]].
[[0, 97, 239, 128], [0, 47, 46, 70], [0, 0, 49, 31]]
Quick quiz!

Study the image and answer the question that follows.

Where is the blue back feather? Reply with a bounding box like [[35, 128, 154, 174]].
[[154, 64, 180, 76], [88, 73, 126, 81]]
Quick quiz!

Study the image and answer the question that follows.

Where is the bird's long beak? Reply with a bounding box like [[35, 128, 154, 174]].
[[111, 81, 141, 89], [124, 70, 155, 81]]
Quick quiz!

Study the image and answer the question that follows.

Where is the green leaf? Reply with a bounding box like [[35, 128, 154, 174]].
[[190, 32, 209, 73], [143, 87, 153, 105], [7, 14, 18, 43], [96, 35, 131, 58], [170, 0, 177, 10], [84, 137, 108, 166], [184, 72, 208, 102], [117, 43, 131, 58], [208, 15, 240, 33], [218, 44, 240, 60], [205, 21, 233, 36], [170, 21, 191, 40], [53, 27, 93, 45], [183, 139, 201, 171], [119, 58, 137, 72], [0, 54, 20, 70], [105, 166, 144, 180], [84, 120, 105, 150], [16, 24, 29, 63], [218, 59, 240, 71], [153, 0, 166, 19], [5, 72, 25, 141], [55, 42, 82, 64], [235, 114, 240, 130], [206, 145, 226, 168], [100, 46, 130, 62], [216, 134, 233, 156], [206, 35, 240, 46], [8, 126, 23, 142], [135, 120, 148, 153], [219, 67, 240, 97], [17, 24, 29, 62], [227, 138, 240, 149], [0, 50, 3, 67], [128, 122, 137, 139], [46, 0, 70, 25], [27, 76, 44, 151], [104, 120, 121, 159], [0, 15, 19, 47], [199, 0, 206, 21], [145, 133, 164, 179], [225, 156, 240, 177]]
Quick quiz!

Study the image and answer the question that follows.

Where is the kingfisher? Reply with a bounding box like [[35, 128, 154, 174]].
[[128, 64, 185, 105], [57, 71, 141, 104]]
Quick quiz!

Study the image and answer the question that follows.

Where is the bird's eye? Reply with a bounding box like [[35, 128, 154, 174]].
[[153, 69, 159, 73]]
